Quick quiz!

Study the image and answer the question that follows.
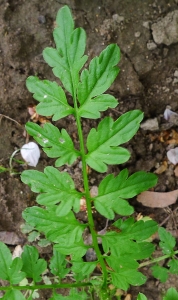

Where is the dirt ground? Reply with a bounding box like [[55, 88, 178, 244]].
[[1, 0, 178, 299]]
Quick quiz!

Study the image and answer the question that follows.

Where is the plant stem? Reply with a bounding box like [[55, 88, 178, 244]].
[[0, 282, 91, 291], [73, 95, 108, 290], [139, 250, 178, 268]]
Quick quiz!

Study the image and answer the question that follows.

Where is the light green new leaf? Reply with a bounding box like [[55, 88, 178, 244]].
[[163, 288, 178, 300], [94, 169, 157, 218], [50, 249, 69, 279], [43, 6, 87, 96], [77, 44, 120, 119], [21, 245, 46, 282], [25, 122, 79, 167], [21, 166, 82, 216], [168, 259, 178, 274], [86, 110, 144, 172], [158, 227, 176, 255], [151, 265, 169, 283], [22, 207, 85, 247], [2, 290, 25, 300], [26, 76, 74, 121], [137, 293, 148, 300], [0, 242, 25, 284]]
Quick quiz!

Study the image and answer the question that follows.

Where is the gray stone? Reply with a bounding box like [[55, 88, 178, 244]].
[[140, 118, 159, 131], [147, 40, 157, 50], [135, 31, 141, 38], [174, 70, 178, 78], [151, 11, 178, 45]]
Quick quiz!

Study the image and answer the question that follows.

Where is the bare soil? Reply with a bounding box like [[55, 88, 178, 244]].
[[1, 0, 178, 299]]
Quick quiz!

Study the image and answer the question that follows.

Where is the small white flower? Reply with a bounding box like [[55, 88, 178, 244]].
[[167, 148, 178, 165], [21, 142, 40, 167]]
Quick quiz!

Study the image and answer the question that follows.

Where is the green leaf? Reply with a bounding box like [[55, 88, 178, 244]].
[[151, 265, 169, 282], [43, 6, 87, 96], [0, 242, 25, 284], [21, 245, 47, 282], [2, 290, 25, 300], [168, 259, 178, 274], [25, 122, 79, 167], [77, 44, 120, 119], [72, 261, 97, 278], [26, 76, 74, 120], [158, 227, 176, 255], [115, 218, 158, 241], [110, 269, 146, 291], [94, 170, 157, 218], [54, 238, 88, 259], [86, 110, 144, 172], [21, 166, 82, 216], [27, 231, 40, 242], [50, 289, 88, 300], [137, 293, 148, 300], [78, 94, 118, 119], [163, 288, 178, 300], [22, 207, 85, 247], [50, 249, 69, 279]]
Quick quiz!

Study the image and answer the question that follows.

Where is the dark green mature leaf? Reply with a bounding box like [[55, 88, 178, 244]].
[[26, 77, 74, 121], [21, 245, 46, 282], [25, 122, 79, 167], [163, 288, 178, 300], [0, 242, 25, 284], [158, 227, 176, 255], [2, 290, 25, 300], [21, 166, 82, 216], [77, 44, 120, 118], [50, 249, 69, 279], [23, 207, 85, 247], [43, 6, 87, 96], [94, 169, 157, 218], [168, 259, 178, 274], [151, 265, 169, 282], [86, 110, 143, 172]]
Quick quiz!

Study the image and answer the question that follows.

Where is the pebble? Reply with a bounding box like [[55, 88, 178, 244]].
[[140, 118, 159, 131], [38, 15, 46, 24], [151, 10, 178, 45], [143, 21, 151, 29], [174, 89, 178, 94], [135, 31, 141, 38], [174, 70, 178, 78], [147, 40, 157, 50]]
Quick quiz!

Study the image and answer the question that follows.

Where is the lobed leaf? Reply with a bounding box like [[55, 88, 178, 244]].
[[94, 169, 157, 218], [77, 44, 120, 118], [26, 76, 74, 121], [43, 6, 87, 96], [0, 242, 25, 284], [168, 259, 178, 274], [50, 249, 69, 279], [25, 122, 79, 167], [21, 245, 47, 282], [2, 290, 25, 300], [21, 166, 82, 216], [54, 239, 88, 259], [151, 265, 169, 283], [86, 110, 144, 172], [22, 207, 85, 248], [110, 269, 146, 291], [158, 227, 176, 255], [72, 261, 97, 279]]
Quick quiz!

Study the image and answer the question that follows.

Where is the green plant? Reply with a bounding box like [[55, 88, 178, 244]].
[[0, 5, 178, 300]]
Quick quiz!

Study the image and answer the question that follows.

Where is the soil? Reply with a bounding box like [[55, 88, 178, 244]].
[[1, 0, 178, 299]]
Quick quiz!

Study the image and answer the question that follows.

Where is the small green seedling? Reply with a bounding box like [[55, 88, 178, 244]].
[[0, 6, 177, 300]]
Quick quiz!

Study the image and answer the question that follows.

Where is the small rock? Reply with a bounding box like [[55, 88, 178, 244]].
[[38, 15, 46, 24], [174, 89, 178, 94], [174, 70, 178, 78], [166, 77, 172, 84], [173, 78, 178, 84], [135, 31, 141, 38], [140, 118, 159, 131], [151, 10, 178, 45], [147, 40, 157, 50], [112, 14, 124, 23], [143, 21, 151, 29]]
